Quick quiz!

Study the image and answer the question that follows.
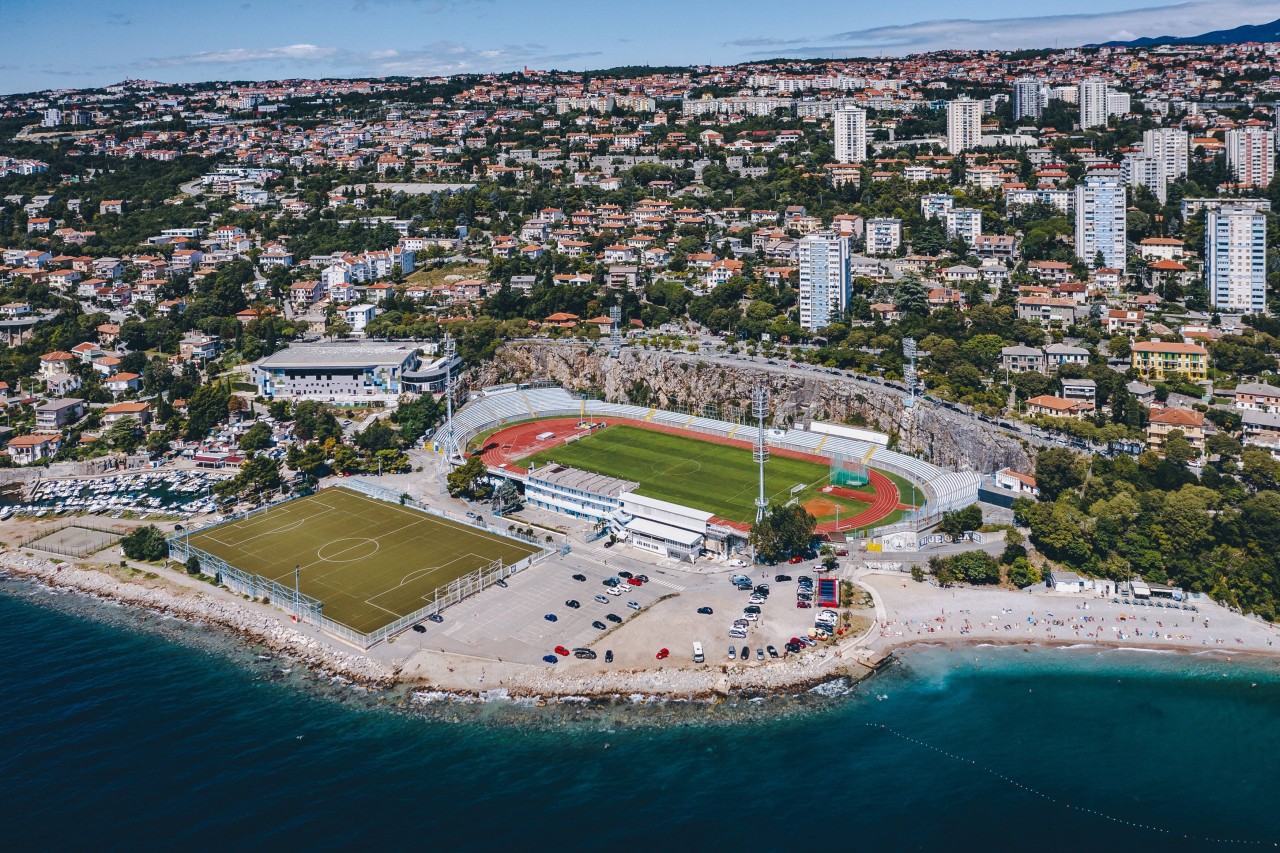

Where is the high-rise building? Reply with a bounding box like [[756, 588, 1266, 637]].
[[1226, 123, 1276, 188], [946, 98, 982, 154], [1078, 78, 1109, 129], [946, 208, 983, 246], [1012, 78, 1042, 121], [1075, 166, 1126, 271], [1207, 205, 1267, 314], [1122, 153, 1166, 203], [1106, 91, 1131, 119], [798, 231, 852, 331], [832, 107, 867, 164], [41, 108, 61, 128], [1143, 128, 1190, 181]]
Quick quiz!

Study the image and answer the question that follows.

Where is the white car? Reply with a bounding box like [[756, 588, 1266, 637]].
[[820, 609, 839, 621], [743, 612, 759, 622], [728, 558, 747, 568], [607, 586, 624, 596], [728, 629, 748, 639], [748, 594, 766, 605]]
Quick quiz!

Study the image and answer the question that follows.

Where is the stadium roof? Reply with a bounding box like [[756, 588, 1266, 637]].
[[256, 342, 418, 370]]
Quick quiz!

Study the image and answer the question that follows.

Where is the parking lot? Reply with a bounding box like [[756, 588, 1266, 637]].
[[408, 550, 848, 669]]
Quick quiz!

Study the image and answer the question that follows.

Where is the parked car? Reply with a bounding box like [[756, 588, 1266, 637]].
[[573, 648, 597, 660], [728, 646, 737, 660], [412, 624, 426, 633], [602, 577, 620, 586], [784, 642, 800, 653], [728, 558, 747, 568], [743, 612, 758, 622], [592, 620, 607, 630], [626, 577, 643, 586], [607, 586, 624, 596], [797, 593, 813, 602], [606, 613, 622, 623], [494, 579, 508, 588], [757, 648, 765, 660], [635, 574, 649, 583], [728, 628, 747, 639], [594, 594, 609, 604], [572, 574, 587, 582], [544, 613, 558, 622], [627, 600, 641, 611], [697, 607, 714, 615], [755, 584, 770, 594], [748, 595, 766, 605], [655, 648, 670, 660], [542, 655, 558, 664], [743, 605, 761, 614], [796, 601, 812, 608], [774, 574, 792, 583], [554, 645, 570, 656], [427, 613, 443, 623], [740, 646, 749, 659], [767, 645, 779, 658], [604, 650, 613, 663], [565, 599, 581, 608], [617, 571, 633, 579], [788, 556, 804, 564]]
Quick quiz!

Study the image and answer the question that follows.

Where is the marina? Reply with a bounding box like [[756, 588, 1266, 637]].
[[0, 470, 230, 520]]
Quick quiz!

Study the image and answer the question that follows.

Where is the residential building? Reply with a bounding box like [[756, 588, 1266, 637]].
[[1027, 394, 1092, 419], [34, 398, 85, 430], [1000, 345, 1046, 375], [945, 208, 982, 246], [865, 218, 902, 255], [4, 433, 62, 464], [1079, 78, 1110, 129], [1044, 343, 1090, 372], [1225, 123, 1275, 188], [1130, 341, 1209, 382], [920, 193, 953, 220], [1061, 378, 1097, 405], [832, 107, 867, 164], [1012, 78, 1042, 120], [1016, 296, 1077, 326], [342, 303, 378, 334], [797, 231, 852, 331], [1242, 409, 1280, 443], [1076, 166, 1126, 271], [946, 98, 982, 154], [1206, 205, 1267, 314], [1147, 407, 1205, 456], [1233, 382, 1280, 411], [102, 401, 151, 427]]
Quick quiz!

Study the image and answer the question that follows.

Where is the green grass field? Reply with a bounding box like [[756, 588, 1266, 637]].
[[186, 488, 540, 634], [521, 425, 895, 525]]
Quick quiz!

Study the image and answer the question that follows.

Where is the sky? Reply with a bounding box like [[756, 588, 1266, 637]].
[[3, 0, 1279, 95]]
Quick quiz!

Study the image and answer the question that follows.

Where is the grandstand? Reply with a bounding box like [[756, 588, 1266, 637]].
[[454, 385, 981, 530]]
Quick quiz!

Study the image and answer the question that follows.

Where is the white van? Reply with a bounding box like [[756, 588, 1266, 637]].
[[692, 642, 704, 663]]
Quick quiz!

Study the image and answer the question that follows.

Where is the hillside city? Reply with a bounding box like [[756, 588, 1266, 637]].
[[5, 39, 1280, 619]]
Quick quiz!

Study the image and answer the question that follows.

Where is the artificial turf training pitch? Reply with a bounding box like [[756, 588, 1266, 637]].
[[185, 488, 540, 634], [520, 424, 893, 525]]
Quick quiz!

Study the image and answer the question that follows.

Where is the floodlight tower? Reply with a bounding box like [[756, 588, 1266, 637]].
[[609, 302, 622, 358], [902, 336, 918, 409], [442, 332, 458, 460], [752, 383, 770, 524]]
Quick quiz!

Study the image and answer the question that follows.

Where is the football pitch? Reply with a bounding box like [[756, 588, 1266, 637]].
[[185, 488, 540, 635], [520, 424, 890, 525]]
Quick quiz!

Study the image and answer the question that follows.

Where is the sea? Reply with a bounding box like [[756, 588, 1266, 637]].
[[3, 578, 1279, 852]]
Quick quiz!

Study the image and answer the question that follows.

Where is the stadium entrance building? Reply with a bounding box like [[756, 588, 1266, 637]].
[[618, 493, 711, 562], [524, 463, 637, 523]]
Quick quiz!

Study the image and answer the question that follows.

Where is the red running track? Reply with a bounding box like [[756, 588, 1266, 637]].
[[474, 417, 915, 534]]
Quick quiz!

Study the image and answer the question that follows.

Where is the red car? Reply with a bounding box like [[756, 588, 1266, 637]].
[[626, 577, 643, 586], [554, 645, 570, 656], [789, 637, 805, 647], [796, 600, 812, 608], [787, 555, 804, 564], [655, 648, 670, 660]]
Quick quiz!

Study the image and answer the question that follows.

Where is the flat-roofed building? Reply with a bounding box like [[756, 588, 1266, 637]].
[[253, 342, 420, 403], [524, 463, 638, 524]]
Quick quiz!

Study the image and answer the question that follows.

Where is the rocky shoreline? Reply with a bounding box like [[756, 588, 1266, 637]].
[[0, 551, 394, 687]]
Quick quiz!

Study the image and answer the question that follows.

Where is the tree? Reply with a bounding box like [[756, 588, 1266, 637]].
[[355, 418, 400, 453], [121, 525, 169, 561], [447, 455, 493, 500], [185, 555, 202, 576], [1007, 556, 1041, 588], [1034, 447, 1085, 501], [938, 503, 982, 536], [1163, 429, 1195, 466], [750, 503, 818, 564], [238, 421, 272, 451], [184, 383, 231, 440]]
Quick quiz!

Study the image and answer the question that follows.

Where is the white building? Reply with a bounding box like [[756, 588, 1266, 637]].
[[1012, 78, 1042, 120], [866, 218, 903, 256], [946, 98, 982, 154], [1122, 153, 1166, 203], [1143, 127, 1189, 181], [798, 231, 852, 331], [1078, 78, 1110, 129], [1075, 166, 1126, 271], [41, 108, 62, 128], [619, 493, 710, 562], [1226, 124, 1276, 188], [945, 208, 982, 246], [1207, 205, 1267, 314], [253, 342, 418, 402], [832, 106, 867, 164], [1106, 91, 1131, 118], [920, 193, 954, 220]]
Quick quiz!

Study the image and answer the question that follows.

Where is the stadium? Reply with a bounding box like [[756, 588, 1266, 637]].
[[448, 384, 980, 562], [168, 483, 548, 647]]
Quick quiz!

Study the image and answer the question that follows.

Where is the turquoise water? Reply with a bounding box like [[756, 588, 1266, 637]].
[[3, 582, 1279, 850]]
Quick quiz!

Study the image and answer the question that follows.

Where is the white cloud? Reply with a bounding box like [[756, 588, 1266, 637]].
[[145, 44, 340, 68], [732, 0, 1275, 55]]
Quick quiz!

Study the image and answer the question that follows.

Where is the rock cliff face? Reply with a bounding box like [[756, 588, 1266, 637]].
[[472, 344, 1030, 474]]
